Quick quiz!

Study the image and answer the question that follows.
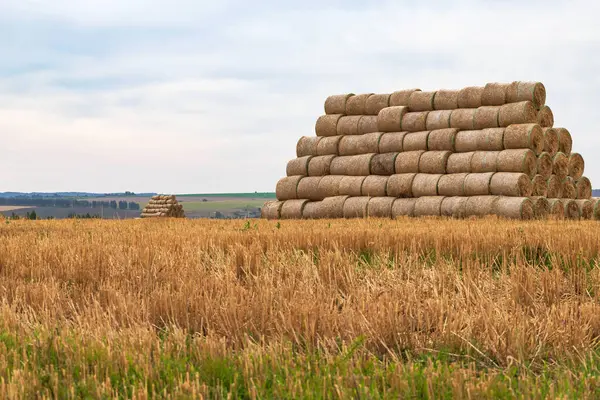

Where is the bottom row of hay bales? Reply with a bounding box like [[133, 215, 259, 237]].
[[262, 196, 599, 220]]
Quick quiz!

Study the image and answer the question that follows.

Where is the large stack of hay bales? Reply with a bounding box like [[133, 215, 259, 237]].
[[263, 81, 597, 220], [141, 195, 185, 218]]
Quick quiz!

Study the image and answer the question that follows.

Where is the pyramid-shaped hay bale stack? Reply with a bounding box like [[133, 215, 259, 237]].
[[141, 195, 185, 218], [263, 81, 596, 220]]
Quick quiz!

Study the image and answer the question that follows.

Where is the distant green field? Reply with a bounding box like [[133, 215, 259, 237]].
[[181, 200, 266, 212], [178, 193, 276, 199]]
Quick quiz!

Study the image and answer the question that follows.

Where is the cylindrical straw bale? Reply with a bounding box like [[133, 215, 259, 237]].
[[403, 131, 430, 151], [426, 110, 452, 130], [338, 176, 366, 197], [427, 128, 457, 151], [345, 93, 373, 115], [556, 128, 572, 154], [276, 176, 302, 200], [419, 151, 450, 174], [506, 81, 546, 109], [280, 199, 309, 219], [361, 176, 389, 197], [325, 94, 354, 115], [365, 93, 391, 115], [402, 112, 429, 132], [455, 130, 481, 153], [392, 198, 417, 218], [474, 106, 500, 129], [450, 109, 477, 130], [338, 132, 382, 156], [441, 196, 469, 218], [330, 154, 374, 176], [568, 153, 584, 180], [447, 152, 474, 173], [316, 136, 342, 156], [465, 196, 499, 217], [296, 177, 323, 201], [537, 106, 554, 128], [357, 116, 378, 135], [547, 175, 561, 198], [552, 152, 568, 179], [576, 177, 592, 199], [408, 91, 436, 111], [464, 173, 494, 196], [395, 151, 425, 174], [368, 197, 395, 218], [412, 174, 442, 197], [414, 196, 445, 217], [563, 199, 581, 220], [575, 199, 593, 220], [531, 175, 548, 197], [434, 89, 459, 110], [296, 136, 322, 157], [387, 174, 416, 198], [286, 156, 312, 176], [390, 89, 421, 107], [594, 199, 600, 220], [261, 201, 284, 219], [481, 82, 510, 106], [561, 177, 576, 200], [308, 155, 335, 176], [321, 196, 349, 219], [497, 149, 537, 177], [377, 106, 408, 132], [498, 101, 538, 127], [537, 152, 552, 178], [471, 151, 499, 173], [343, 197, 370, 219], [336, 116, 362, 136], [315, 114, 343, 137], [530, 196, 550, 219], [503, 124, 544, 154], [317, 175, 344, 199], [490, 172, 532, 197], [378, 132, 406, 153], [547, 199, 565, 219], [542, 128, 559, 157], [494, 197, 534, 220], [438, 173, 468, 196], [457, 86, 484, 108], [302, 201, 324, 219], [371, 152, 398, 176]]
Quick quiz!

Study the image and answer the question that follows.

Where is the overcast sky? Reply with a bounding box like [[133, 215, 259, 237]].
[[1, 0, 599, 193]]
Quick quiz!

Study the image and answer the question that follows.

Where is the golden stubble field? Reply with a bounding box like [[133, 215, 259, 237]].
[[1, 217, 600, 398]]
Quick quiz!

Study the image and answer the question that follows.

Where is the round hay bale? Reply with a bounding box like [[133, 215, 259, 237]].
[[552, 152, 568, 179], [408, 91, 436, 111], [387, 173, 416, 198], [330, 154, 374, 176], [286, 156, 312, 176], [377, 106, 408, 132], [361, 176, 389, 197], [395, 151, 425, 174], [345, 93, 373, 115], [481, 82, 510, 106], [315, 114, 343, 137], [556, 128, 573, 154], [336, 116, 362, 136], [542, 128, 559, 157], [419, 151, 450, 174], [506, 81, 546, 109], [317, 175, 344, 198], [546, 175, 561, 198], [365, 93, 391, 115], [494, 197, 534, 220], [412, 174, 442, 197], [371, 152, 399, 176], [561, 177, 576, 200], [568, 153, 584, 180], [536, 152, 553, 178], [465, 196, 499, 217], [338, 176, 366, 196], [297, 177, 324, 201], [390, 89, 421, 107], [438, 173, 468, 196], [490, 172, 533, 197], [593, 199, 600, 220], [441, 196, 469, 218], [547, 199, 565, 219], [427, 128, 457, 151], [280, 199, 309, 219], [457, 86, 484, 108], [464, 173, 494, 196], [498, 101, 538, 127], [455, 130, 481, 153], [474, 106, 500, 129], [308, 155, 335, 176], [296, 136, 322, 157], [537, 106, 554, 128], [433, 89, 459, 110], [343, 196, 370, 218], [497, 149, 537, 177], [575, 199, 593, 220], [414, 196, 445, 217], [276, 176, 302, 200], [503, 124, 544, 155], [563, 199, 581, 220], [576, 177, 592, 199], [379, 132, 407, 153], [479, 128, 505, 151], [447, 152, 474, 173], [392, 198, 417, 218], [321, 196, 349, 219], [368, 197, 395, 218], [426, 110, 452, 130], [531, 175, 548, 197], [402, 111, 429, 132], [338, 132, 382, 156], [403, 131, 430, 151], [302, 201, 324, 219], [261, 200, 284, 219], [530, 196, 550, 219], [316, 136, 342, 156], [325, 94, 354, 115], [357, 116, 379, 135], [471, 151, 500, 173], [450, 109, 477, 130]]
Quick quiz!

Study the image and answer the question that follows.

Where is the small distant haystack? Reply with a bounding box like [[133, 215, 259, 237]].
[[141, 195, 185, 218]]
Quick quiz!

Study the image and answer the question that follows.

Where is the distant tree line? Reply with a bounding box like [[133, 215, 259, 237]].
[[0, 197, 140, 210]]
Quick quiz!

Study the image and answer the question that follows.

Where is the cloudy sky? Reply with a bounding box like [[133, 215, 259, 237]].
[[1, 0, 599, 193]]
